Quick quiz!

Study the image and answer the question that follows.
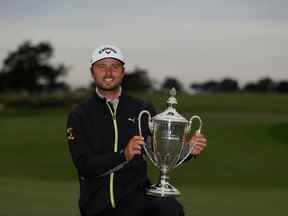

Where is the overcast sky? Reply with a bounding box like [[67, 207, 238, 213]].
[[0, 0, 287, 88]]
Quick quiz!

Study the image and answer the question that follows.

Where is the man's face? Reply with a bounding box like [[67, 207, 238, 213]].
[[91, 58, 124, 92]]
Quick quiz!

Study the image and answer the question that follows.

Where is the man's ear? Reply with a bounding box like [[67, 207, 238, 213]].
[[121, 68, 125, 78], [90, 66, 95, 80], [122, 65, 125, 74]]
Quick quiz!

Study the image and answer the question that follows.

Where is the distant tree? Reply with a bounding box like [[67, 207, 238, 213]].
[[161, 77, 183, 93], [190, 77, 239, 93], [257, 77, 275, 92], [39, 64, 69, 91], [190, 82, 202, 92], [0, 41, 68, 93], [0, 72, 8, 91], [202, 80, 220, 92], [276, 81, 288, 93], [122, 67, 153, 91], [242, 82, 258, 92], [194, 80, 220, 93], [190, 80, 218, 93], [219, 78, 239, 92], [243, 77, 275, 93]]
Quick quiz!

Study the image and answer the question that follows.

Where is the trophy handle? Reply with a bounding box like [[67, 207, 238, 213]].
[[138, 110, 158, 167], [138, 110, 152, 136], [175, 115, 202, 168]]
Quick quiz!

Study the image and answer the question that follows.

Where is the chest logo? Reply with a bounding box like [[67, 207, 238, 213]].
[[128, 117, 136, 123]]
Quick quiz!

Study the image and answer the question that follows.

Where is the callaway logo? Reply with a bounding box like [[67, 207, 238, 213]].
[[99, 47, 117, 55]]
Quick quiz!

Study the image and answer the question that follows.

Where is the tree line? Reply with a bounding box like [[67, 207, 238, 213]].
[[190, 77, 288, 93], [0, 41, 68, 93], [1, 41, 287, 94]]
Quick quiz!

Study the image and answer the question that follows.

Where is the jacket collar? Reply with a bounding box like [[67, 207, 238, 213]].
[[94, 87, 124, 110]]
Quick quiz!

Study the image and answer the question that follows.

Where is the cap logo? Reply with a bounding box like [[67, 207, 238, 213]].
[[99, 47, 117, 55]]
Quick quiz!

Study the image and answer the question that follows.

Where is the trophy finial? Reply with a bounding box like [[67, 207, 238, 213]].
[[167, 87, 177, 106]]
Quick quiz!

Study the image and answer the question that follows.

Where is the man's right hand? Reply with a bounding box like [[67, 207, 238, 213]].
[[124, 136, 144, 161]]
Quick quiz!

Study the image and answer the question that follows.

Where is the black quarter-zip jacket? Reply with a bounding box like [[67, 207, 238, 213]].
[[67, 92, 156, 215]]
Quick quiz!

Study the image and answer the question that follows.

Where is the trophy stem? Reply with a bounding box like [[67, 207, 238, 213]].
[[146, 168, 180, 197]]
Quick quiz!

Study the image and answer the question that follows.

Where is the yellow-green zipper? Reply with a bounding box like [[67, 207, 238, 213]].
[[106, 102, 118, 208]]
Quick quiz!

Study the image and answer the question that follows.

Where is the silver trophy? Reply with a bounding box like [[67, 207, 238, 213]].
[[138, 88, 202, 197]]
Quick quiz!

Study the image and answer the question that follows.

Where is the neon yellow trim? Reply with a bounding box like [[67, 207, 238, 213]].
[[106, 102, 118, 208], [109, 173, 115, 208], [113, 117, 118, 152]]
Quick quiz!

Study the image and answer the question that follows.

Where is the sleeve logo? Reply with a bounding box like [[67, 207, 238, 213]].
[[66, 127, 76, 142]]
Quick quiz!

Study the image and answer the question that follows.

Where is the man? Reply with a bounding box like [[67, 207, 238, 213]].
[[66, 45, 207, 216]]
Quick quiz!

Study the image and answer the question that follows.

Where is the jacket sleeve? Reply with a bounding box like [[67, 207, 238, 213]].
[[66, 110, 126, 179]]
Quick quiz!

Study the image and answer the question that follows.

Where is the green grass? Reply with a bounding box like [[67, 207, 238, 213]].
[[0, 178, 78, 216], [0, 178, 287, 216], [179, 185, 288, 216], [0, 93, 288, 215]]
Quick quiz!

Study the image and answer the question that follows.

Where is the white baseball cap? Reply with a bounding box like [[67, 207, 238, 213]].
[[90, 45, 125, 65]]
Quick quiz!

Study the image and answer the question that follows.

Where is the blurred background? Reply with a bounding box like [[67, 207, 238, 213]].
[[0, 0, 287, 215]]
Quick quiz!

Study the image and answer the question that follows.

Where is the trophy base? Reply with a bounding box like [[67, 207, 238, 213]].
[[146, 182, 180, 197]]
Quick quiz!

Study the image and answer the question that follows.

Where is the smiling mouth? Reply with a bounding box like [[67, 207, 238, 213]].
[[104, 78, 114, 82]]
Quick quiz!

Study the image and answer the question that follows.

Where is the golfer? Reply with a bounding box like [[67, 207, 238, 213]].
[[66, 45, 207, 216]]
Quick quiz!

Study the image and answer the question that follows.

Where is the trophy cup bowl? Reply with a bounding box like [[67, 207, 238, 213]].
[[138, 88, 202, 197]]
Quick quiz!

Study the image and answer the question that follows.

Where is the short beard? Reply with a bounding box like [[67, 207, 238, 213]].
[[96, 83, 121, 92]]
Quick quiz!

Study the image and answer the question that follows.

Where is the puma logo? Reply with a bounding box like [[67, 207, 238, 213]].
[[128, 117, 136, 123]]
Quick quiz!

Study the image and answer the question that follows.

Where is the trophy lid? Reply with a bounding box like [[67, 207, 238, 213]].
[[152, 88, 188, 123]]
